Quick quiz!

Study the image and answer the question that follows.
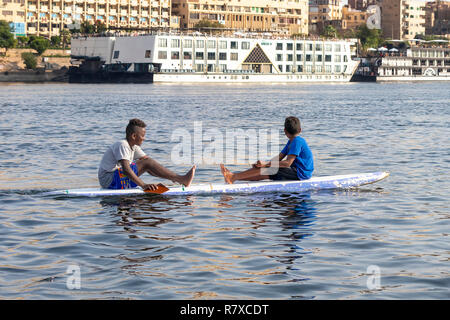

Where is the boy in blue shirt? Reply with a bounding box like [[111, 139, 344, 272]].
[[220, 116, 314, 184]]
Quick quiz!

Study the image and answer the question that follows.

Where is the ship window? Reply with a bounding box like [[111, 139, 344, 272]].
[[145, 50, 151, 58], [113, 51, 120, 59], [296, 54, 302, 61], [286, 54, 293, 61], [158, 38, 167, 48], [158, 51, 167, 59], [286, 43, 293, 50], [196, 64, 204, 72], [286, 65, 292, 72], [305, 54, 312, 62], [184, 52, 192, 60], [316, 65, 322, 72], [335, 65, 341, 73], [325, 65, 331, 73], [231, 41, 238, 49], [297, 65, 303, 72], [230, 52, 238, 60], [219, 64, 227, 72], [325, 55, 332, 62], [334, 55, 341, 62], [207, 40, 216, 49], [196, 52, 204, 59], [343, 55, 348, 62], [325, 44, 332, 51], [241, 41, 250, 50], [184, 39, 193, 48], [276, 54, 282, 61], [171, 39, 180, 48], [219, 41, 227, 49], [316, 44, 322, 51], [278, 65, 283, 72], [219, 52, 227, 60], [316, 54, 322, 62], [171, 51, 180, 60], [276, 43, 283, 50], [296, 43, 302, 51], [207, 52, 215, 60], [307, 43, 313, 51], [207, 64, 214, 72], [306, 65, 312, 72], [196, 40, 204, 48], [334, 44, 341, 52]]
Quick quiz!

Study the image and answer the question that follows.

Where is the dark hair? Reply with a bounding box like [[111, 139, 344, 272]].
[[284, 116, 301, 135], [126, 118, 146, 138]]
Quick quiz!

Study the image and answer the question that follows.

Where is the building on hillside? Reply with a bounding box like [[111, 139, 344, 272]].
[[381, 0, 426, 40], [308, 0, 344, 35], [348, 0, 380, 11], [1, 0, 173, 37], [425, 0, 450, 36], [171, 0, 309, 35], [342, 5, 368, 30], [0, 0, 26, 36]]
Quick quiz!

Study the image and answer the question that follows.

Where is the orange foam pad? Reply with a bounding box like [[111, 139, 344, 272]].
[[144, 183, 169, 194]]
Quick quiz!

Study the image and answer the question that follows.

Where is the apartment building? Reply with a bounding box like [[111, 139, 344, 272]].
[[425, 0, 450, 36], [309, 0, 343, 35], [171, 0, 309, 35], [381, 0, 426, 40], [342, 5, 368, 30], [0, 0, 26, 36], [1, 0, 173, 37], [347, 0, 380, 11]]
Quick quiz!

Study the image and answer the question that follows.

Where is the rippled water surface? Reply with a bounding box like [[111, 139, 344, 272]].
[[0, 82, 449, 299]]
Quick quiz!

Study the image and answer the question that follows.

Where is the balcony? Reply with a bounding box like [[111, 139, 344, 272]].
[[64, 7, 72, 13], [141, 1, 149, 7], [131, 0, 138, 6], [120, 0, 128, 5], [152, 11, 159, 18], [109, 0, 117, 4], [99, 9, 105, 15], [110, 9, 117, 14], [151, 1, 159, 8], [162, 12, 168, 18], [51, 17, 61, 23], [141, 11, 148, 17], [28, 5, 36, 11], [40, 6, 48, 12], [64, 18, 73, 23], [28, 27, 37, 33], [131, 10, 138, 17], [87, 8, 95, 14], [87, 0, 95, 3], [52, 6, 60, 13], [121, 10, 128, 16]]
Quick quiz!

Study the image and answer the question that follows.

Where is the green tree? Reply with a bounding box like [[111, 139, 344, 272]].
[[356, 25, 383, 50], [322, 25, 338, 38], [80, 21, 95, 34], [60, 29, 71, 50], [193, 19, 224, 31], [50, 35, 61, 47], [0, 20, 16, 53], [21, 52, 37, 69], [94, 20, 107, 33], [30, 37, 50, 55], [17, 36, 29, 47]]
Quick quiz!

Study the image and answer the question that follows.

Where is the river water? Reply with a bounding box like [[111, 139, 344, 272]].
[[0, 82, 448, 299]]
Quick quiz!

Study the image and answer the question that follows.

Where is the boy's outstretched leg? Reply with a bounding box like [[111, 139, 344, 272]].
[[138, 158, 196, 187], [220, 164, 270, 184]]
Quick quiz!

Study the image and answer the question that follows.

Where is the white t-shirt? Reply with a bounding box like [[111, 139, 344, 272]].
[[98, 139, 146, 188]]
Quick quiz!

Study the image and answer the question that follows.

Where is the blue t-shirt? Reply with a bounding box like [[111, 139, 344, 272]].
[[281, 136, 314, 180]]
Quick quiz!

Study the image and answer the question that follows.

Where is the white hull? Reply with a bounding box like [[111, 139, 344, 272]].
[[153, 73, 353, 83], [377, 76, 450, 82]]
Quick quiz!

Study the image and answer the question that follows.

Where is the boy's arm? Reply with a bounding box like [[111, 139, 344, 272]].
[[254, 153, 286, 168]]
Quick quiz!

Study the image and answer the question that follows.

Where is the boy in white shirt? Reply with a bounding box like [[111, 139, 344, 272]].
[[98, 118, 196, 191]]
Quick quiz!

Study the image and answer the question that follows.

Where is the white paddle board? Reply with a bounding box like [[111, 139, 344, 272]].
[[43, 172, 389, 197]]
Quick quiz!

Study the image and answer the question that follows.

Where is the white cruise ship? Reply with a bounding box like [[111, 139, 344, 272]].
[[70, 32, 360, 83]]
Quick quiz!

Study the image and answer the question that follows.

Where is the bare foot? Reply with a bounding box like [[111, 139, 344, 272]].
[[181, 165, 196, 187], [220, 164, 234, 184]]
